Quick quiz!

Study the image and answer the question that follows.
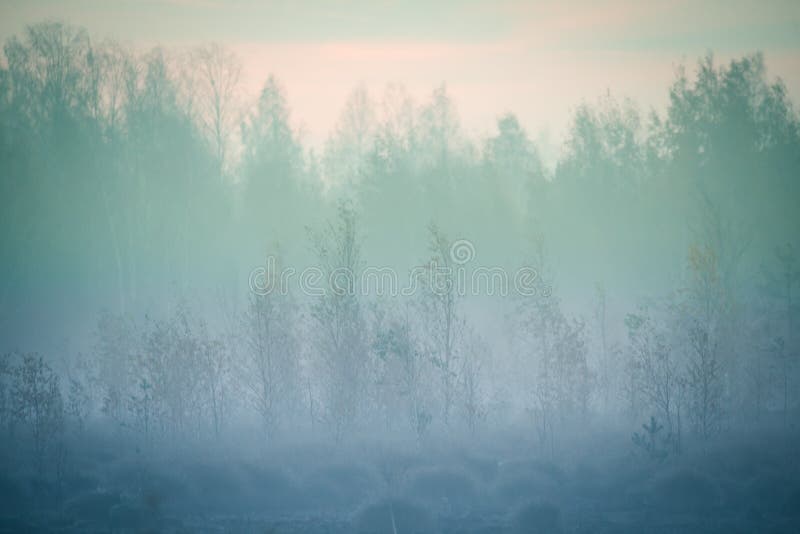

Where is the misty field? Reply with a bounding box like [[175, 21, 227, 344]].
[[1, 5, 800, 533]]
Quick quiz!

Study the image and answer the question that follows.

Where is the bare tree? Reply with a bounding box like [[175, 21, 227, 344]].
[[418, 224, 464, 427], [625, 308, 681, 451], [10, 354, 65, 472], [514, 237, 589, 451], [372, 305, 432, 439], [189, 43, 242, 181], [92, 311, 140, 426], [594, 283, 614, 410], [680, 244, 726, 438], [198, 329, 230, 438], [460, 329, 487, 434], [238, 288, 299, 438], [310, 202, 369, 440], [686, 324, 722, 439], [760, 244, 800, 426]]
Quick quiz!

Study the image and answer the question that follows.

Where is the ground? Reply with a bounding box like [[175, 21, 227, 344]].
[[1, 427, 799, 533]]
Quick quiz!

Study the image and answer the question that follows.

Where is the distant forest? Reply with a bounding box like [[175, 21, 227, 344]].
[[0, 21, 798, 458]]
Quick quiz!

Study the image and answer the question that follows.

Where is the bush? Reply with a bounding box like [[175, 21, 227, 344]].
[[243, 464, 300, 510], [355, 497, 435, 534], [404, 467, 477, 510], [302, 463, 379, 509], [0, 473, 28, 514], [62, 490, 120, 522], [511, 500, 561, 534], [743, 471, 799, 515], [183, 461, 247, 513], [648, 468, 720, 511], [109, 502, 152, 530], [492, 459, 566, 507]]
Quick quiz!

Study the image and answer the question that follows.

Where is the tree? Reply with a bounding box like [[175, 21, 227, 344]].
[[189, 43, 242, 181], [357, 83, 424, 265], [324, 83, 376, 192], [419, 84, 460, 172], [551, 95, 652, 293], [10, 354, 64, 472], [197, 327, 230, 438], [373, 82, 417, 174], [93, 310, 140, 426], [138, 303, 206, 438], [514, 238, 590, 451], [632, 416, 668, 462], [459, 329, 488, 434], [680, 245, 726, 438], [759, 244, 800, 426], [371, 305, 432, 439], [241, 75, 311, 253], [418, 224, 464, 427], [686, 324, 722, 439], [121, 48, 222, 303], [593, 283, 620, 412], [309, 202, 369, 440], [483, 113, 545, 225], [625, 308, 681, 451], [238, 286, 299, 438], [66, 375, 91, 431], [665, 53, 799, 265]]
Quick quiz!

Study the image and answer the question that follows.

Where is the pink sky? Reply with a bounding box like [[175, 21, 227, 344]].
[[2, 0, 799, 164], [231, 43, 800, 164]]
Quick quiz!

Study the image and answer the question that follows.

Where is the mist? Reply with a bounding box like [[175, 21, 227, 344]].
[[1, 4, 800, 533]]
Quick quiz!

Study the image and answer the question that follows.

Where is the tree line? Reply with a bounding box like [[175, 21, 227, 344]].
[[0, 22, 798, 476]]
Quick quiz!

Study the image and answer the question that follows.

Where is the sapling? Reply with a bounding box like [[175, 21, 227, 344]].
[[10, 354, 65, 473], [632, 415, 668, 461]]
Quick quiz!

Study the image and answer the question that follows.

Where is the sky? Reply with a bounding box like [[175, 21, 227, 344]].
[[1, 0, 799, 164]]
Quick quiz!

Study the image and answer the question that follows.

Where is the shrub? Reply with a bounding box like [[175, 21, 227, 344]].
[[511, 500, 561, 534], [404, 466, 477, 510], [648, 468, 720, 511], [355, 497, 435, 534], [302, 463, 379, 509]]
